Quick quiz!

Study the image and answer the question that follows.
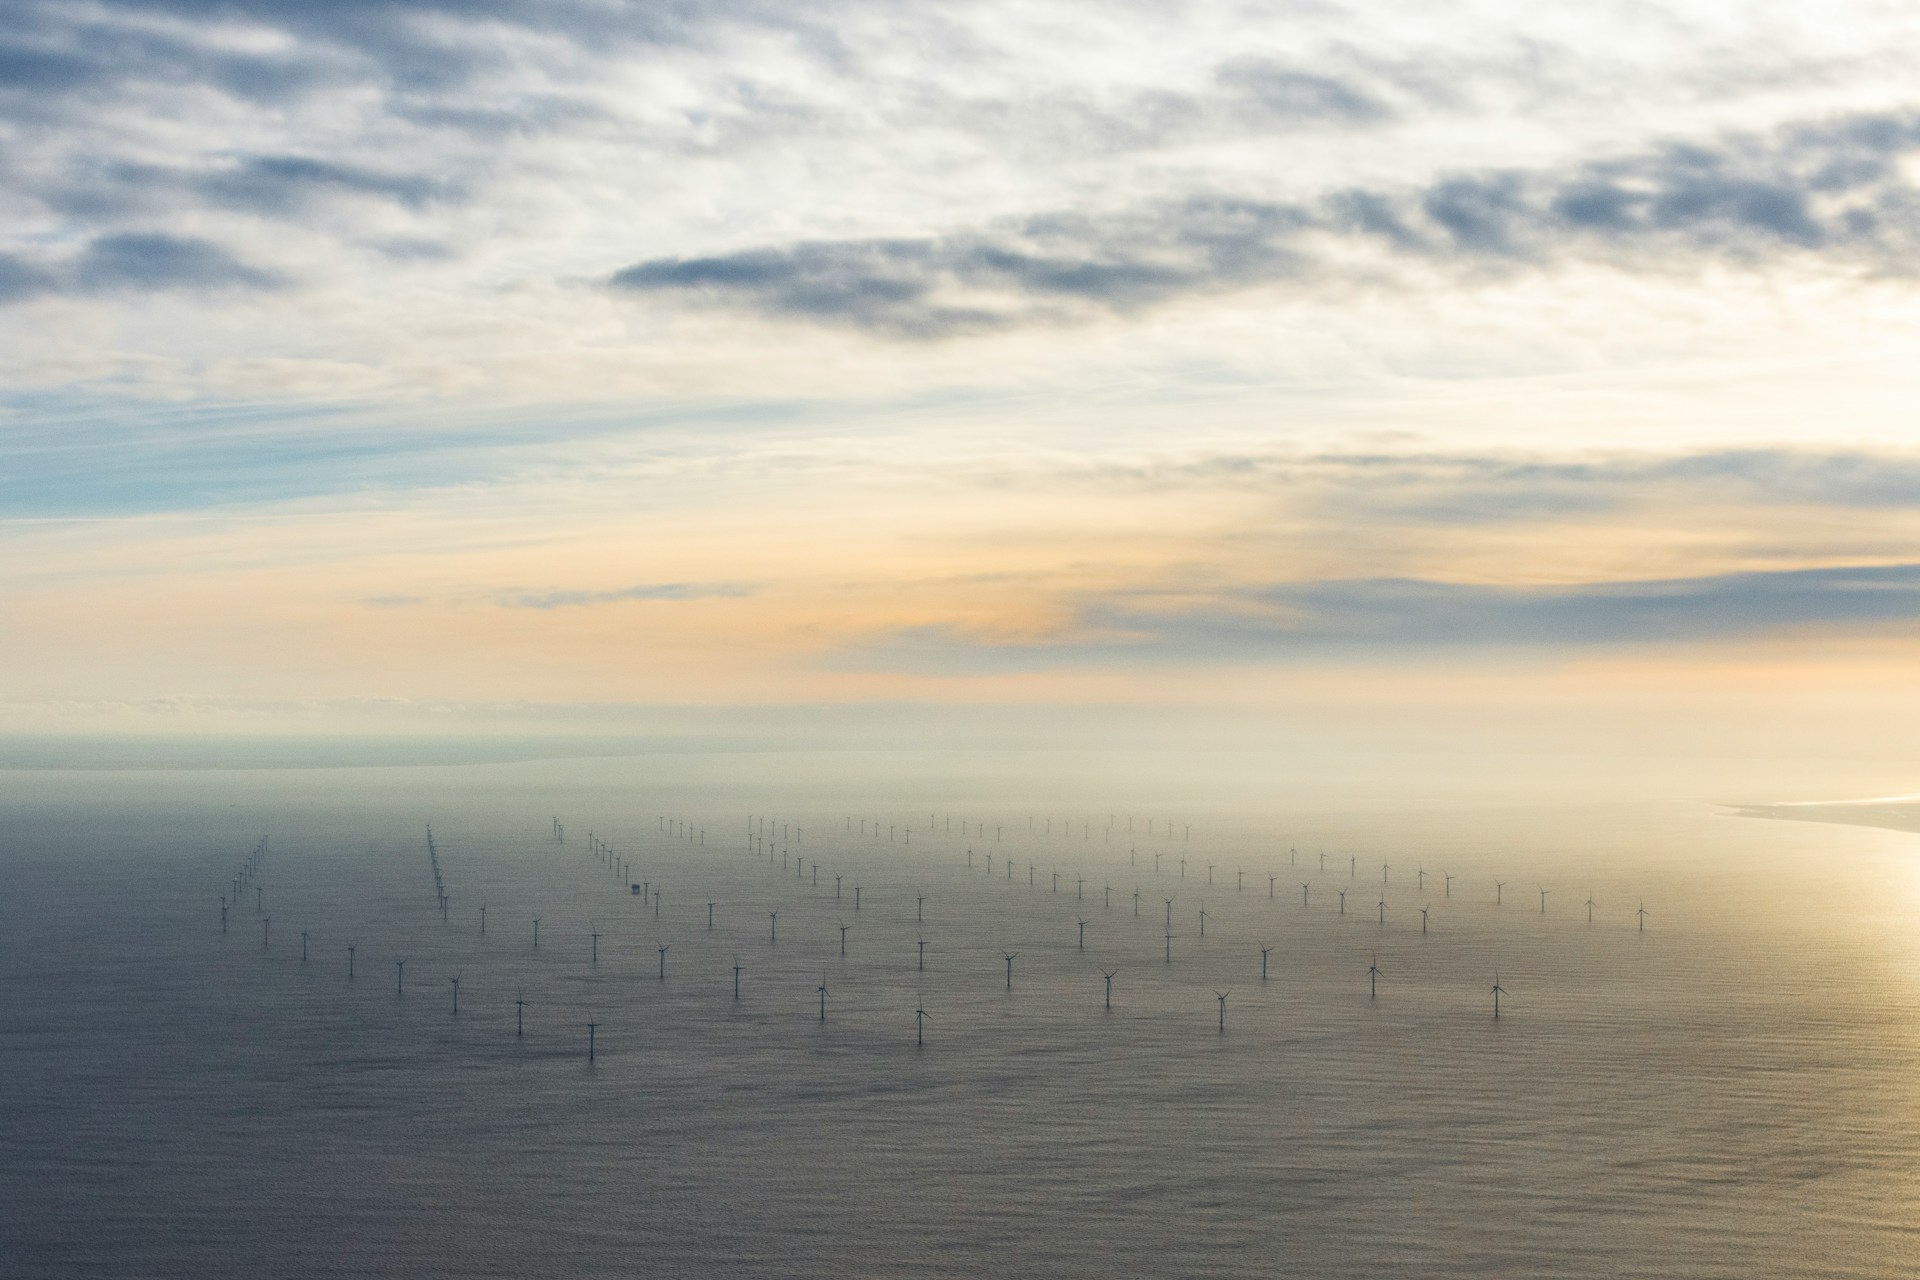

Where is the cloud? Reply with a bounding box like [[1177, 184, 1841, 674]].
[[1297, 449, 1920, 524], [0, 255, 59, 303], [197, 155, 461, 215], [0, 234, 285, 305], [610, 109, 1920, 336], [72, 233, 284, 293], [611, 200, 1314, 336], [495, 582, 753, 608], [852, 563, 1920, 672], [1215, 59, 1394, 125], [1229, 563, 1920, 646], [40, 154, 463, 224]]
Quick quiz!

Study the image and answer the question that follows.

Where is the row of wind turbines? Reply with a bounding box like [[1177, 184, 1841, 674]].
[[220, 806, 1654, 1058]]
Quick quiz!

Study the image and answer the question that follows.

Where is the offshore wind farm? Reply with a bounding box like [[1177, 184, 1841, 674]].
[[7, 754, 1920, 1279]]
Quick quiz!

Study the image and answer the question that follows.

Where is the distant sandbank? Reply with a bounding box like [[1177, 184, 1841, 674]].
[[1728, 797, 1920, 836]]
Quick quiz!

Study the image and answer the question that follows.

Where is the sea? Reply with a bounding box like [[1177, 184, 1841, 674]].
[[4, 749, 1919, 1279]]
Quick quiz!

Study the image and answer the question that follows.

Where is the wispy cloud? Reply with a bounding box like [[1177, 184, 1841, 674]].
[[495, 582, 753, 609]]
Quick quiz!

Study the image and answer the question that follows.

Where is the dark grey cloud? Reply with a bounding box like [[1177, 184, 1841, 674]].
[[612, 200, 1313, 335], [0, 40, 94, 92], [0, 23, 346, 113], [612, 109, 1920, 336], [496, 582, 753, 609], [71, 234, 284, 293], [4, 0, 802, 109], [199, 155, 459, 215], [40, 154, 463, 223], [0, 255, 59, 303], [0, 234, 284, 303], [855, 562, 1920, 672]]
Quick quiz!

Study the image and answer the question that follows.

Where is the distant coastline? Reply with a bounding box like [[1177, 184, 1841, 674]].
[[1727, 797, 1920, 836]]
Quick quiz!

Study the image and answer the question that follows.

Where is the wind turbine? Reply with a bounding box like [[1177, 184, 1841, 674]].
[[1637, 901, 1651, 932], [657, 944, 670, 980], [1367, 953, 1382, 999], [818, 975, 829, 1021], [1102, 970, 1116, 1010], [1215, 990, 1230, 1033], [1260, 946, 1273, 980], [915, 1000, 930, 1047], [1495, 881, 1506, 906], [1585, 892, 1597, 924], [1538, 887, 1550, 915], [1004, 952, 1018, 991], [1077, 919, 1088, 950], [1492, 972, 1507, 1019]]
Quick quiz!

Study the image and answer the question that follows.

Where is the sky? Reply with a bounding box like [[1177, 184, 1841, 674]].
[[7, 0, 1920, 781]]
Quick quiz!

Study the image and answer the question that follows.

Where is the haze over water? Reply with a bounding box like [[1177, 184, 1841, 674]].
[[7, 752, 1919, 1279]]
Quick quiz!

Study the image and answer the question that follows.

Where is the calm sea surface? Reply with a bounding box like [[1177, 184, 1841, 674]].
[[5, 753, 1919, 1278]]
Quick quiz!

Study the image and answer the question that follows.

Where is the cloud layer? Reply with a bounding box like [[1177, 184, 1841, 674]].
[[9, 1, 1920, 719], [611, 112, 1920, 336]]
